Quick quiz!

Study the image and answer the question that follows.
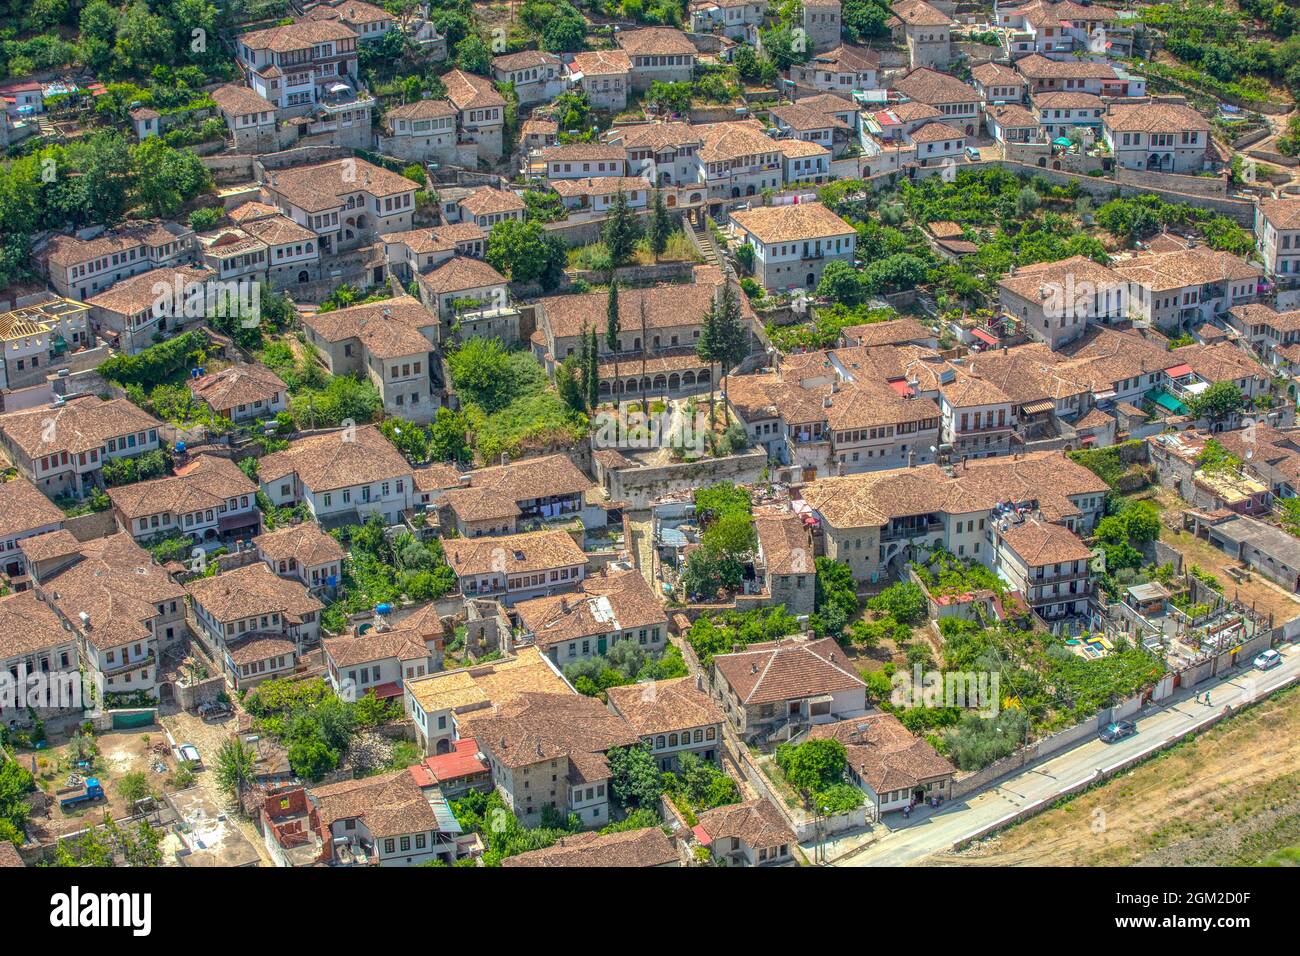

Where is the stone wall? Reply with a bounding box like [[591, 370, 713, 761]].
[[600, 447, 768, 509], [176, 676, 226, 711]]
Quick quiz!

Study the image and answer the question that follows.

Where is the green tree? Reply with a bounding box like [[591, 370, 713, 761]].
[[607, 744, 663, 809], [428, 407, 472, 464], [447, 336, 515, 412], [602, 190, 641, 266], [701, 510, 757, 558], [214, 737, 256, 801], [816, 259, 868, 305], [606, 281, 621, 406], [775, 738, 847, 793], [648, 189, 672, 260], [866, 581, 927, 626], [1186, 380, 1245, 423], [486, 219, 567, 290]]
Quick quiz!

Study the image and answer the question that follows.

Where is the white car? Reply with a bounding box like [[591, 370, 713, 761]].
[[177, 743, 202, 765], [1253, 649, 1282, 671]]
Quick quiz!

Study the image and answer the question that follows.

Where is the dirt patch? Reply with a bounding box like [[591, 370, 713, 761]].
[[931, 684, 1300, 866], [22, 727, 177, 843]]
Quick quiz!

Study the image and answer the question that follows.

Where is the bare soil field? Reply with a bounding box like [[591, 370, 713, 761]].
[[931, 685, 1300, 867]]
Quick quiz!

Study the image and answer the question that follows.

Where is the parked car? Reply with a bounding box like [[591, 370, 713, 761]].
[[1254, 649, 1282, 671], [1099, 720, 1137, 744], [177, 743, 202, 766]]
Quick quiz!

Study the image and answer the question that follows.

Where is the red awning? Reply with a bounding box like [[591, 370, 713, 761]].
[[888, 379, 914, 397], [370, 681, 403, 700], [691, 824, 713, 847], [972, 328, 998, 346], [1164, 363, 1192, 377]]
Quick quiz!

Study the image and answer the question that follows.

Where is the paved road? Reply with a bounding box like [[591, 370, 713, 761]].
[[837, 644, 1300, 867]]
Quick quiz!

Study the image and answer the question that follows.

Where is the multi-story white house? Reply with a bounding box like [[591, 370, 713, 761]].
[[892, 67, 982, 135], [491, 50, 565, 107], [210, 83, 281, 152], [258, 425, 416, 527], [696, 121, 785, 199], [323, 603, 445, 703], [262, 157, 418, 254], [891, 0, 952, 70], [541, 143, 629, 182], [566, 50, 633, 112], [39, 222, 195, 302], [1256, 197, 1300, 287], [788, 44, 880, 93], [1031, 91, 1105, 140], [0, 589, 82, 727], [0, 395, 163, 499], [730, 202, 856, 291], [607, 676, 725, 771], [688, 0, 767, 39], [378, 98, 459, 163], [0, 477, 65, 590], [1113, 244, 1262, 332], [616, 27, 698, 91], [108, 454, 261, 548], [515, 569, 667, 666], [907, 120, 967, 165], [0, 294, 93, 391], [255, 522, 346, 594], [970, 62, 1026, 104], [444, 68, 506, 160], [996, 0, 1120, 56], [1103, 102, 1210, 174], [31, 532, 187, 701], [234, 19, 361, 115], [1014, 53, 1145, 98], [188, 363, 289, 425], [443, 528, 587, 605], [991, 517, 1095, 621]]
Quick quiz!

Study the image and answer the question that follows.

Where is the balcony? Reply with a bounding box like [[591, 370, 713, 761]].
[[101, 650, 156, 678], [882, 517, 943, 543]]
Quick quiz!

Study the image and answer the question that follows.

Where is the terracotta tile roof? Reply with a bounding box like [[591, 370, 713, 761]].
[[1111, 246, 1261, 292], [302, 294, 436, 359], [421, 255, 507, 295], [420, 737, 488, 784], [0, 842, 22, 867], [606, 676, 723, 737], [42, 533, 185, 652], [515, 569, 666, 649], [777, 138, 831, 158], [210, 83, 276, 117], [382, 223, 484, 256], [443, 528, 585, 578], [539, 142, 627, 164], [385, 98, 457, 121], [189, 363, 286, 413], [186, 561, 322, 625], [442, 69, 506, 111], [1016, 0, 1118, 30], [0, 589, 71, 660], [458, 186, 525, 218], [521, 118, 558, 136], [239, 19, 356, 53], [1259, 197, 1300, 230], [800, 450, 1107, 528], [442, 454, 593, 515], [461, 691, 639, 770], [258, 424, 413, 494], [16, 529, 81, 565], [1031, 91, 1104, 110], [310, 767, 440, 838], [613, 121, 701, 151], [0, 477, 64, 540], [407, 645, 571, 714], [841, 317, 932, 347], [893, 68, 980, 106], [1104, 102, 1208, 134], [909, 120, 967, 143], [1014, 53, 1117, 81], [807, 43, 879, 72], [970, 62, 1021, 88], [569, 49, 632, 77], [550, 176, 652, 198], [254, 522, 345, 568], [305, 0, 393, 24], [809, 714, 955, 793], [242, 214, 318, 247], [696, 799, 795, 849], [492, 49, 561, 72], [503, 826, 678, 867], [324, 607, 443, 668], [413, 462, 464, 493], [891, 0, 950, 26], [1170, 341, 1264, 385], [731, 202, 854, 245], [696, 120, 780, 163], [84, 265, 213, 317], [987, 103, 1038, 129], [226, 633, 295, 666], [266, 158, 417, 214], [0, 395, 161, 459], [888, 100, 943, 123], [999, 517, 1093, 566], [539, 282, 720, 340], [108, 454, 257, 522], [616, 27, 698, 56], [770, 103, 849, 131], [754, 510, 814, 575], [713, 636, 864, 705], [997, 254, 1123, 308]]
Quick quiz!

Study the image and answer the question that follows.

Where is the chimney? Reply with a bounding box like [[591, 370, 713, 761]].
[[751, 661, 758, 674], [695, 673, 704, 692]]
